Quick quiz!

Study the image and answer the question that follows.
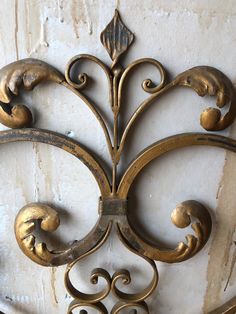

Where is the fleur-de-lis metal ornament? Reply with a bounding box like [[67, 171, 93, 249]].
[[0, 9, 235, 314]]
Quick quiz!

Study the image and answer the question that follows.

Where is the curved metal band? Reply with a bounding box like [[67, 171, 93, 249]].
[[111, 301, 149, 314], [67, 300, 108, 314], [113, 221, 158, 302], [118, 133, 236, 198], [0, 128, 111, 197], [65, 54, 112, 92], [2, 128, 113, 266], [64, 219, 112, 301], [15, 207, 112, 266], [117, 206, 211, 263], [117, 133, 236, 263], [117, 58, 167, 109]]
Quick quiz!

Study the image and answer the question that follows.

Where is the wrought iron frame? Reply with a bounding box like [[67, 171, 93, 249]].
[[0, 9, 235, 314]]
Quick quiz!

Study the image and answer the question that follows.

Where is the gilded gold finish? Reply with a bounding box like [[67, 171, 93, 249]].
[[0, 9, 234, 314], [0, 59, 64, 128], [210, 297, 236, 314], [15, 203, 60, 266], [111, 301, 149, 314], [67, 301, 108, 314]]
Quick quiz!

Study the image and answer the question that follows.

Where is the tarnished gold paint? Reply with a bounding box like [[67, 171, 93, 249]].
[[209, 297, 236, 314], [0, 9, 234, 314]]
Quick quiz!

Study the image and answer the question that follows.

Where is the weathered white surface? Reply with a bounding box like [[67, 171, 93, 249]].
[[0, 1, 236, 313]]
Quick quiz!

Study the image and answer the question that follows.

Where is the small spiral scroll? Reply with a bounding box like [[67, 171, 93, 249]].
[[111, 264, 158, 303], [118, 58, 167, 109], [64, 218, 157, 312], [65, 267, 111, 302], [0, 58, 64, 128], [173, 66, 236, 131], [64, 222, 112, 303], [113, 224, 158, 304], [65, 54, 112, 91]]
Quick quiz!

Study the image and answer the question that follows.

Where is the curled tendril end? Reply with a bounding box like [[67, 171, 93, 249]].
[[14, 203, 61, 266], [200, 107, 222, 131], [174, 66, 236, 131], [0, 103, 33, 128]]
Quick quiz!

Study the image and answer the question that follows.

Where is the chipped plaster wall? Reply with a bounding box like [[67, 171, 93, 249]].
[[0, 1, 236, 313]]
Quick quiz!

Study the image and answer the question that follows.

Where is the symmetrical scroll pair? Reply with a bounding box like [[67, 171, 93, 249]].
[[0, 9, 235, 314]]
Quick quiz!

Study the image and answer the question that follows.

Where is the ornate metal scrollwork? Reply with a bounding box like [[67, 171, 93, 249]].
[[0, 9, 235, 313]]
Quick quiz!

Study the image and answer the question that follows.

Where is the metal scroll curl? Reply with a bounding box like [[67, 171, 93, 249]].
[[64, 218, 158, 314], [0, 59, 64, 128], [67, 301, 108, 314], [117, 133, 236, 263], [0, 8, 235, 314], [0, 127, 112, 266], [65, 54, 112, 93], [117, 58, 168, 107], [15, 203, 61, 266], [173, 66, 236, 131], [117, 200, 212, 263], [14, 203, 112, 267], [111, 301, 149, 314], [118, 66, 236, 158], [64, 230, 112, 302]]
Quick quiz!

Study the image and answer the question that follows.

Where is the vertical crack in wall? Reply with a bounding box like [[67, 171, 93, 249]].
[[116, 0, 120, 10], [203, 123, 236, 313], [57, 0, 64, 23], [71, 0, 80, 39], [82, 0, 93, 35], [71, 0, 93, 39], [50, 267, 58, 305], [14, 0, 19, 60]]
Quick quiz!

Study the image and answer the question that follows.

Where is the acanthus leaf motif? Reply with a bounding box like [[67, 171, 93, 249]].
[[0, 58, 64, 128], [100, 10, 134, 64], [173, 66, 236, 131], [0, 58, 64, 103]]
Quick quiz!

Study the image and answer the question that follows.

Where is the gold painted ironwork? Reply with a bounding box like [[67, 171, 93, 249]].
[[209, 297, 236, 314], [0, 9, 235, 314]]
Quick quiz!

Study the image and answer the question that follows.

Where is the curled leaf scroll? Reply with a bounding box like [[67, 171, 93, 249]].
[[173, 66, 236, 131], [0, 58, 64, 128], [15, 203, 61, 266]]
